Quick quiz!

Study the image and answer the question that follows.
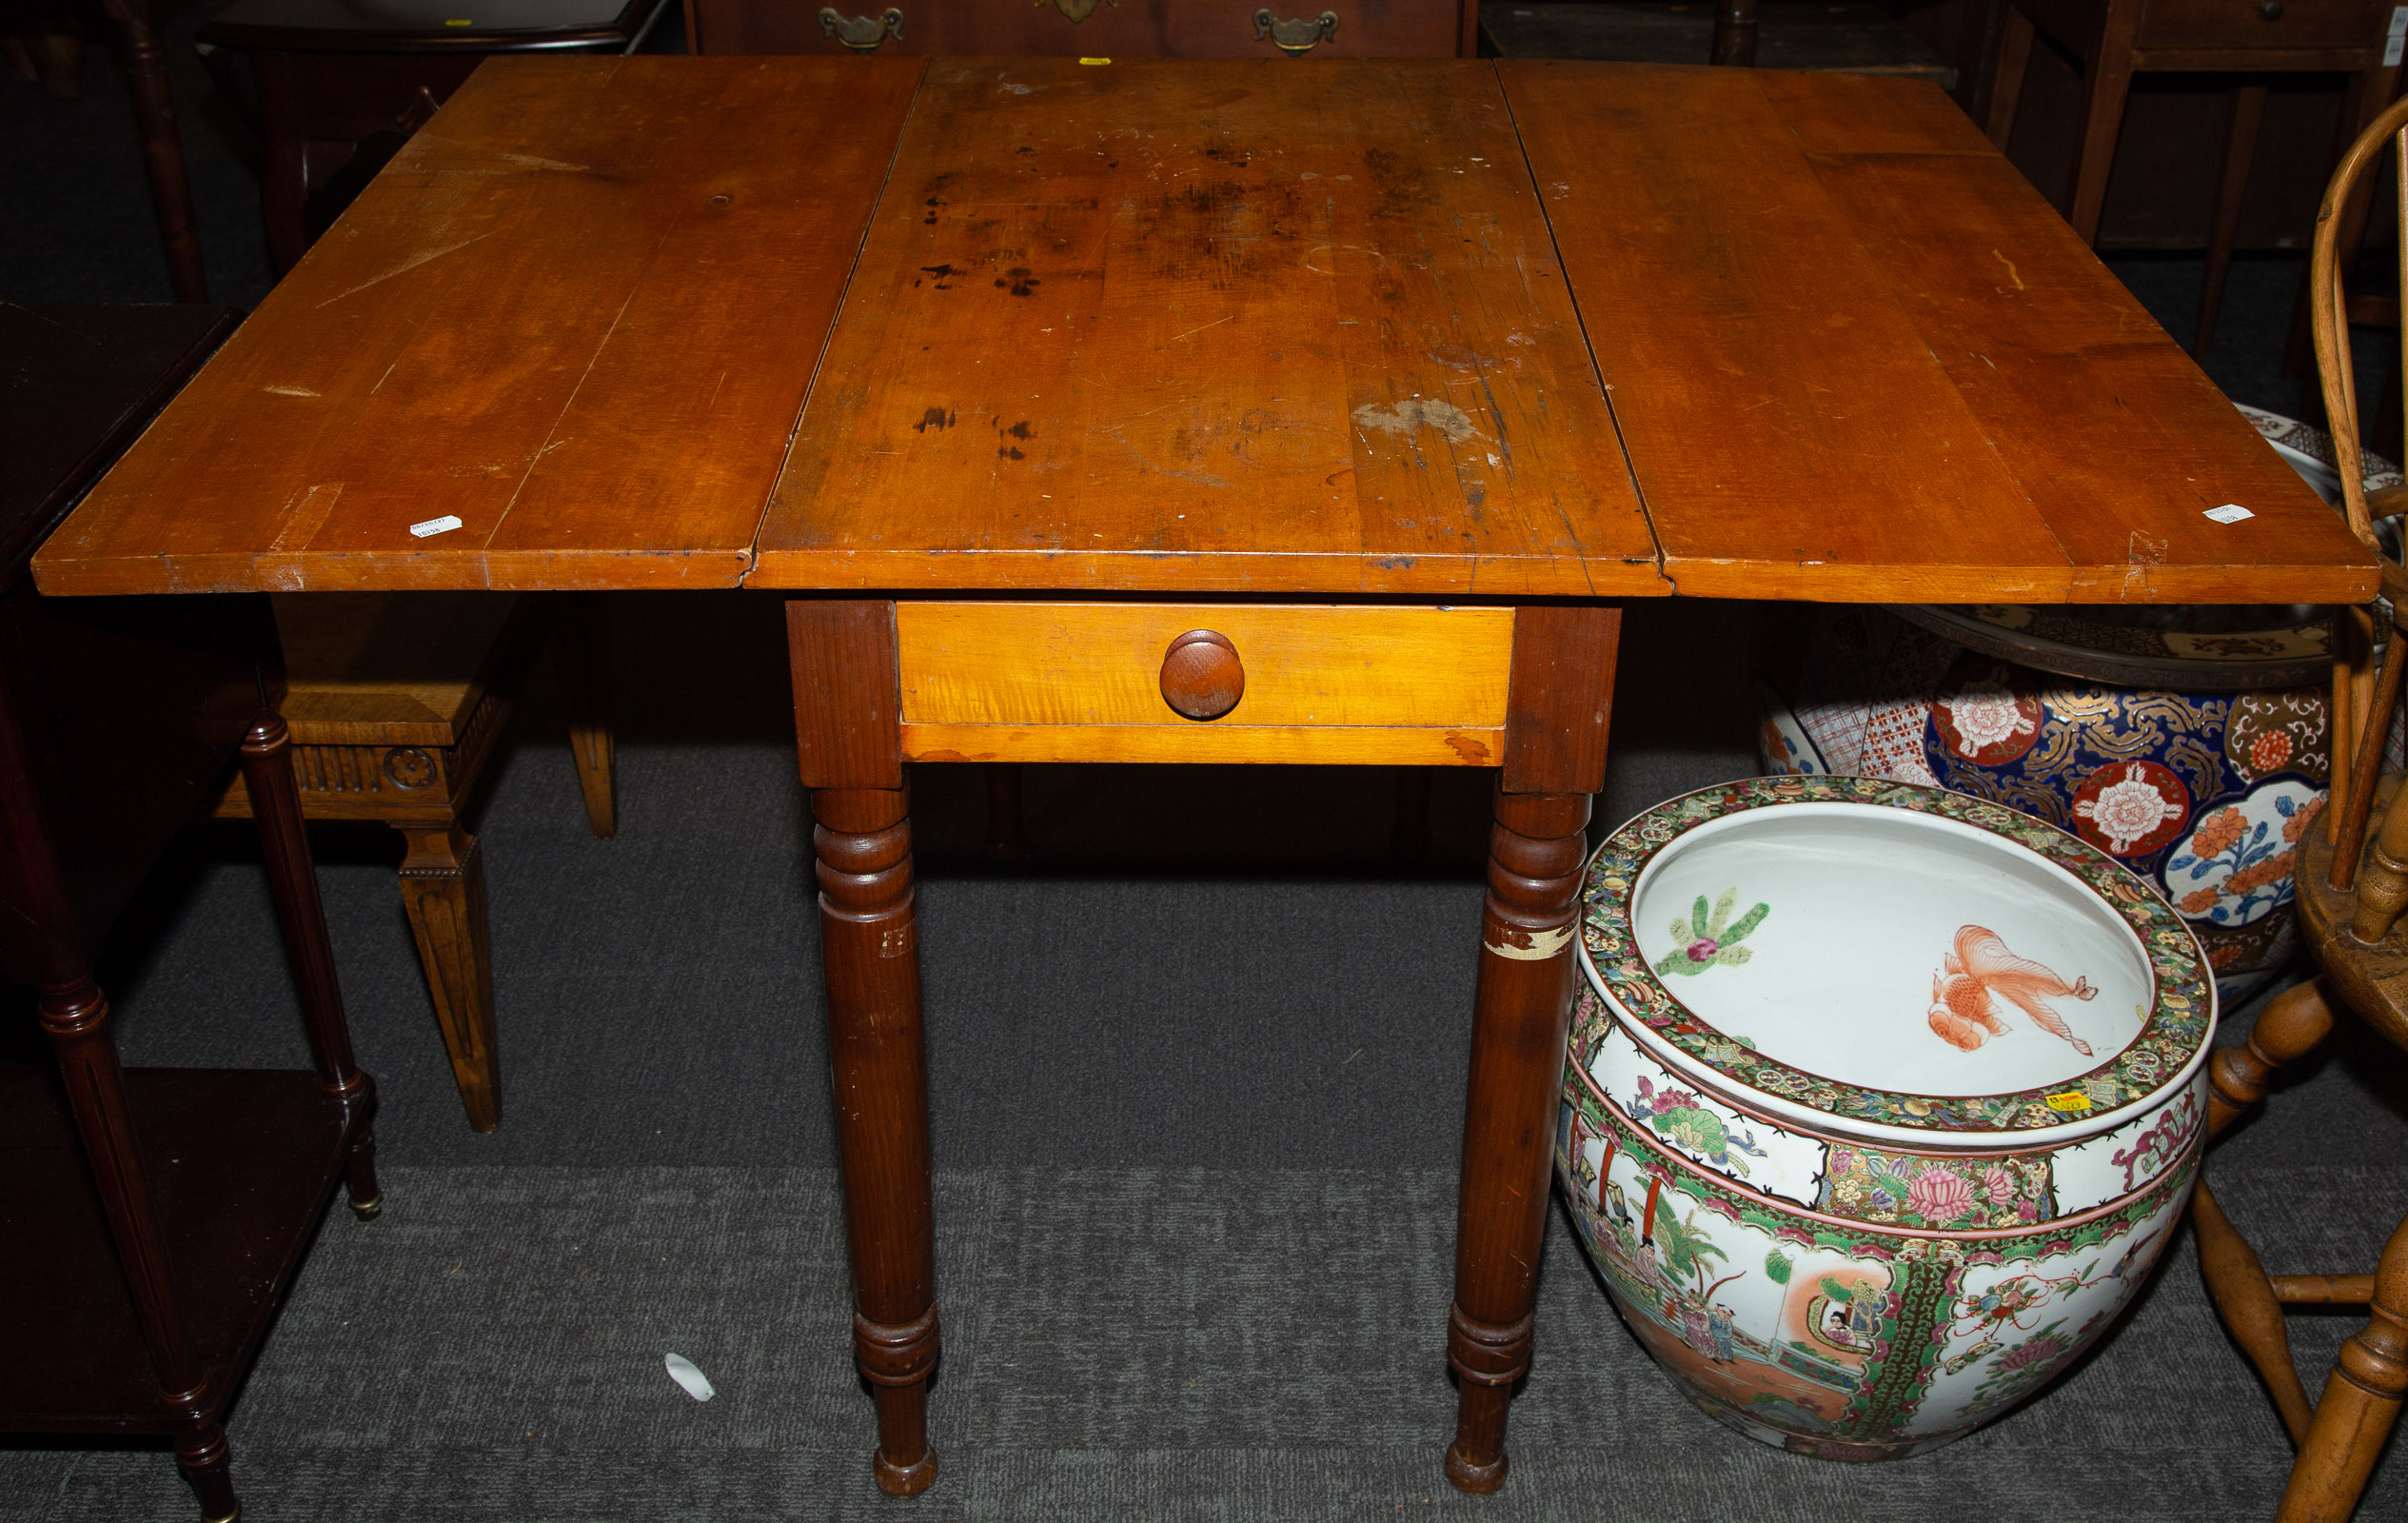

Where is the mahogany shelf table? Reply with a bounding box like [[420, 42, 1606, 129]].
[[31, 55, 2377, 1498], [1, 303, 382, 1521]]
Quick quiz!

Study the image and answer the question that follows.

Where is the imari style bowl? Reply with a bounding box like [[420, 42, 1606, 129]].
[[1557, 777, 2213, 1460], [1754, 406, 2400, 1000]]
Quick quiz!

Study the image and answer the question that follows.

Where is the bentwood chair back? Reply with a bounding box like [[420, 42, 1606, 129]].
[[2193, 88, 2408, 1523]]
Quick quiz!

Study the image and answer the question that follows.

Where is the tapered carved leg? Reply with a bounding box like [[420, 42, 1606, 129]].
[[1447, 786, 1591, 1494], [2197, 978, 2340, 1445], [240, 715, 380, 1216], [816, 783, 938, 1496], [397, 821, 501, 1134], [2281, 1214, 2408, 1521], [554, 593, 617, 840]]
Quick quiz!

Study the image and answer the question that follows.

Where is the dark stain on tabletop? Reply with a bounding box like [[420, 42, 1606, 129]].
[[919, 264, 961, 289], [995, 267, 1040, 296], [915, 408, 957, 433]]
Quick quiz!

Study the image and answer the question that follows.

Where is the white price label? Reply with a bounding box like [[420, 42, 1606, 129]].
[[408, 515, 464, 538], [2203, 504, 2256, 524]]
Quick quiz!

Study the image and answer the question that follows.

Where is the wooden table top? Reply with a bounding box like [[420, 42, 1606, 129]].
[[33, 55, 2378, 606]]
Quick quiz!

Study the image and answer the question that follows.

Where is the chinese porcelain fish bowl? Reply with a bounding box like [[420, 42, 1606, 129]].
[[1558, 777, 2212, 1460], [1753, 406, 2401, 999]]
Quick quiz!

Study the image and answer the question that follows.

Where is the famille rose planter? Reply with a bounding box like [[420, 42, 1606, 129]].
[[1556, 777, 2212, 1460], [1754, 406, 2402, 1000]]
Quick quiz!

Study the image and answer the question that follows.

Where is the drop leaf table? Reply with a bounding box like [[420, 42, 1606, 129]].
[[32, 53, 2376, 1499]]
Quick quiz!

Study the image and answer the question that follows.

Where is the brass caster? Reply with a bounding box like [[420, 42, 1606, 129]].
[[347, 1192, 384, 1221]]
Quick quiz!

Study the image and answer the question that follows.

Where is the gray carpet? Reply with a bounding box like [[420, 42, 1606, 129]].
[[10, 12, 2408, 1522]]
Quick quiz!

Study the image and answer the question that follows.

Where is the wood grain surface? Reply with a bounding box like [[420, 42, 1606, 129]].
[[893, 600, 1511, 763], [32, 57, 2378, 609], [33, 56, 922, 597], [753, 57, 1660, 597], [1499, 61, 2378, 605]]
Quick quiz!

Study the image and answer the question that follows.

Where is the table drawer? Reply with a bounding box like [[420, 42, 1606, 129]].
[[691, 0, 1470, 58], [894, 602, 1510, 765], [2135, 0, 2387, 52]]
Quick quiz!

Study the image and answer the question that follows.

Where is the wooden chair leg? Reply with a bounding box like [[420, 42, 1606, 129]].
[[2351, 771, 2408, 942], [98, 0, 207, 303], [397, 822, 502, 1133], [2197, 977, 2341, 1445], [2068, 2, 2142, 245], [1708, 0, 1757, 66], [2196, 85, 2268, 359], [1986, 3, 2035, 149], [2280, 1212, 2408, 1521], [252, 49, 310, 275], [552, 592, 617, 840]]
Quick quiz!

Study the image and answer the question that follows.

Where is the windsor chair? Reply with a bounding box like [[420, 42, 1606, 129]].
[[2194, 86, 2408, 1523]]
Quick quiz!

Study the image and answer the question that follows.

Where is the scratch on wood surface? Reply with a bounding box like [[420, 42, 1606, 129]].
[[316, 231, 496, 307], [269, 483, 344, 552], [369, 363, 398, 394], [1170, 315, 1233, 344], [263, 384, 320, 397], [1991, 250, 2024, 291], [2122, 529, 2168, 601]]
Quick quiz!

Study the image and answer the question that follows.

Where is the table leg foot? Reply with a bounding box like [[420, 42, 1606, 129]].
[[858, 1304, 939, 1494], [874, 1439, 939, 1497], [1445, 1302, 1529, 1493]]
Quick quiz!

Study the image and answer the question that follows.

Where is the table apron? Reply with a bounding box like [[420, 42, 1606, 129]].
[[893, 601, 1512, 767]]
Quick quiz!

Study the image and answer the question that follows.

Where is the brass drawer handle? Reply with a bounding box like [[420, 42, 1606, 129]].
[[1160, 629, 1245, 721], [1254, 8, 1338, 53], [819, 6, 903, 49]]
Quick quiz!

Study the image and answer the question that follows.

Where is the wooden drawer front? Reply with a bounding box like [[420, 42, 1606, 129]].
[[691, 0, 1470, 58], [2135, 0, 2386, 52], [895, 602, 1510, 765]]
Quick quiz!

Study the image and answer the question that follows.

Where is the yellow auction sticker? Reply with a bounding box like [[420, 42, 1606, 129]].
[[1079, 56, 1110, 64], [2044, 1092, 2093, 1113]]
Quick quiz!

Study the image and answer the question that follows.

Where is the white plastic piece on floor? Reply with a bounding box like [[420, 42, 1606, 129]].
[[663, 1352, 716, 1401]]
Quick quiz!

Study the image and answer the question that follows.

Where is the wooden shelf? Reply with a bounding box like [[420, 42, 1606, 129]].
[[0, 1064, 359, 1433]]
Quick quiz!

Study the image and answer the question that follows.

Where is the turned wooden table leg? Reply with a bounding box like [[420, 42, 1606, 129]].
[[1448, 785, 1591, 1493], [397, 821, 502, 1133], [788, 598, 938, 1494], [817, 783, 938, 1494], [241, 713, 381, 1216], [1444, 604, 1621, 1493]]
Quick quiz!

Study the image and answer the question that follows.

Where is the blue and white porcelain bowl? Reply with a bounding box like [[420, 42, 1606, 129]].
[[1558, 777, 2211, 1460]]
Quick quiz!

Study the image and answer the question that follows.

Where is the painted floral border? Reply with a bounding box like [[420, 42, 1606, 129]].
[[1576, 776, 2213, 1136]]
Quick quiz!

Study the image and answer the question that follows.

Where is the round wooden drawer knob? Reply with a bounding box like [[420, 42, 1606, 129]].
[[1159, 629, 1245, 721]]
